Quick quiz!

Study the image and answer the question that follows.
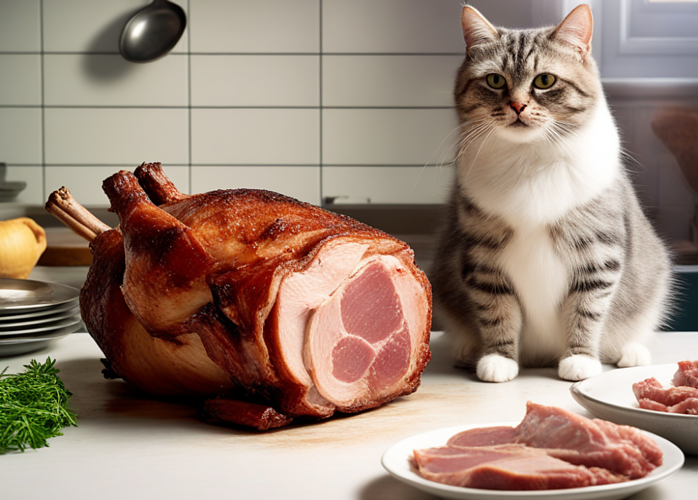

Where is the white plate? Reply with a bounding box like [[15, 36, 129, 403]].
[[382, 423, 684, 500], [571, 365, 698, 455]]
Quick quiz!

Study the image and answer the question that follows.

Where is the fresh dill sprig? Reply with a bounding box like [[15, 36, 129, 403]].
[[0, 357, 77, 454]]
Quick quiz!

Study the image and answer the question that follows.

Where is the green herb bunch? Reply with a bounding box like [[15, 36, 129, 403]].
[[0, 357, 77, 453]]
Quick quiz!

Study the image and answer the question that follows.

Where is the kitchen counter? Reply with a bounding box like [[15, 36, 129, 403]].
[[1, 330, 697, 499]]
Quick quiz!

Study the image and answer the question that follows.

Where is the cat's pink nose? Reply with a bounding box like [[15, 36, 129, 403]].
[[510, 101, 527, 114]]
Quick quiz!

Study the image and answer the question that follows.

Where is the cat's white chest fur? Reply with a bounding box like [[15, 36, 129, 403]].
[[459, 102, 622, 358], [497, 222, 567, 358]]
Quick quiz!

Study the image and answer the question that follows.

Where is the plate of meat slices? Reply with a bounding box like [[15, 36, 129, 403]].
[[571, 361, 698, 455], [382, 402, 683, 500]]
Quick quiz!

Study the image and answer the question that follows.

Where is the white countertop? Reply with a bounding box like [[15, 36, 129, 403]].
[[2, 330, 697, 500]]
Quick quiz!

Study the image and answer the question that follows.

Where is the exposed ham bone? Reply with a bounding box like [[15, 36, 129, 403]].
[[45, 163, 432, 429]]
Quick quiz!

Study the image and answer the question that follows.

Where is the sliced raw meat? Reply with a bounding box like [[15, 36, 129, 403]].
[[633, 377, 698, 406], [638, 397, 698, 414], [673, 360, 698, 388], [412, 444, 626, 490], [45, 163, 432, 429], [447, 402, 662, 480]]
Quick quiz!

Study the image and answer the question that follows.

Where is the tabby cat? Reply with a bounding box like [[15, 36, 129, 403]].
[[431, 4, 672, 382]]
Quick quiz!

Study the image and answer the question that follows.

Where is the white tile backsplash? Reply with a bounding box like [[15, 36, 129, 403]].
[[190, 0, 319, 53], [44, 108, 189, 165], [0, 108, 42, 164], [191, 55, 319, 107], [42, 0, 188, 53], [0, 0, 40, 52], [44, 54, 189, 106], [323, 109, 458, 165], [4, 166, 43, 205], [323, 166, 453, 204], [323, 55, 461, 107], [0, 0, 693, 248], [0, 55, 42, 106], [192, 166, 320, 204], [322, 0, 464, 53], [191, 108, 319, 165]]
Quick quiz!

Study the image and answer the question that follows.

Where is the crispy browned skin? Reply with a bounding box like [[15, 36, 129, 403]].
[[48, 163, 432, 427]]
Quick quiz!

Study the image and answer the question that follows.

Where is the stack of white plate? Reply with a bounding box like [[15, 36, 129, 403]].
[[0, 278, 82, 357]]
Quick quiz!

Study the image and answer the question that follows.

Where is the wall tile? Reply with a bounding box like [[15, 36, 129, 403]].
[[44, 108, 189, 165], [191, 55, 319, 106], [192, 166, 320, 205], [44, 54, 188, 106], [43, 0, 188, 53], [190, 0, 319, 53], [0, 108, 42, 164], [44, 165, 190, 206], [323, 166, 453, 204], [0, 55, 42, 105], [323, 109, 458, 165], [0, 0, 40, 52], [191, 109, 319, 165], [322, 0, 463, 53], [323, 55, 460, 107], [3, 166, 43, 205]]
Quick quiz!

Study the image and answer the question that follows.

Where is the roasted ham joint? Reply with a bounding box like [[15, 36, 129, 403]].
[[45, 163, 432, 430]]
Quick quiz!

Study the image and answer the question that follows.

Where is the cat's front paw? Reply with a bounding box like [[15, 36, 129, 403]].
[[558, 355, 602, 381], [476, 354, 519, 382], [617, 342, 651, 367]]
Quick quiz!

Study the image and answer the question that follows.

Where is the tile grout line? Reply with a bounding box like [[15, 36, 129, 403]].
[[187, 0, 192, 194], [39, 0, 45, 200], [319, 0, 323, 206]]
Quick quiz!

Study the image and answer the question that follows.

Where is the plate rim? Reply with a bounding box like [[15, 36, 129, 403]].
[[0, 278, 79, 312], [0, 299, 79, 322], [0, 314, 82, 337], [570, 364, 698, 421], [381, 421, 684, 499]]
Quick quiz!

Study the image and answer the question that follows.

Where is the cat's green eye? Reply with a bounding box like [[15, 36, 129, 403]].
[[533, 74, 556, 89], [486, 74, 506, 89]]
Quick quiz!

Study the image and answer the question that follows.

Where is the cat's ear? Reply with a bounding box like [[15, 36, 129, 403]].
[[461, 6, 498, 53], [552, 4, 594, 59]]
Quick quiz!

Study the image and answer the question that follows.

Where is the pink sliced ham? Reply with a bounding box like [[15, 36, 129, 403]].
[[412, 444, 626, 490], [414, 402, 663, 490]]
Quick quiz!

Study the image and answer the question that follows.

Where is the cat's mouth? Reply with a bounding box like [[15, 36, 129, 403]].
[[508, 118, 529, 128]]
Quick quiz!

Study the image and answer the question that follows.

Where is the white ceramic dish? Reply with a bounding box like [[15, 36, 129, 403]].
[[382, 422, 683, 500], [571, 365, 698, 455]]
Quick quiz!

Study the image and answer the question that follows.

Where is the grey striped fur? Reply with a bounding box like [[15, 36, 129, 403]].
[[431, 5, 672, 382]]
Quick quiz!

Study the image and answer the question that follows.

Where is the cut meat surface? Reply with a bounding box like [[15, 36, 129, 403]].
[[412, 445, 626, 490], [446, 403, 662, 480], [416, 403, 663, 490], [305, 255, 428, 411], [632, 362, 698, 415], [633, 377, 698, 407], [45, 163, 432, 429], [673, 360, 698, 389]]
